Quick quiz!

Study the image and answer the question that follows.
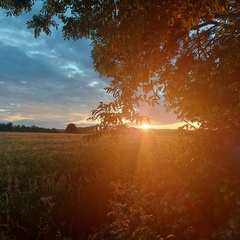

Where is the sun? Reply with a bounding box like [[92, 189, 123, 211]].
[[141, 123, 150, 130]]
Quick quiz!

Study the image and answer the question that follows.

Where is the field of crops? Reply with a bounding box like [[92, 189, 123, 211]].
[[0, 131, 172, 239], [1, 131, 240, 240]]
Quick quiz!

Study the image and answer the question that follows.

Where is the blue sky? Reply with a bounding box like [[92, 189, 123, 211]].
[[0, 7, 180, 129]]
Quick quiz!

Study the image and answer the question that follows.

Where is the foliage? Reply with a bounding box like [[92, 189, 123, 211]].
[[1, 0, 239, 130], [90, 129, 240, 240], [65, 123, 79, 133], [89, 182, 158, 240], [0, 122, 58, 133]]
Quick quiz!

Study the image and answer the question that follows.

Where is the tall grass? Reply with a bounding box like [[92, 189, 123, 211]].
[[1, 131, 240, 240], [0, 132, 163, 239]]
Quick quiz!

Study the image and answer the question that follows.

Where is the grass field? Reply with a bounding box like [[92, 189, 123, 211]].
[[0, 131, 174, 239], [1, 131, 240, 240]]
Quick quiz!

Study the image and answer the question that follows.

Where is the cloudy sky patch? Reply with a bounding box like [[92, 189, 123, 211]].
[[0, 7, 179, 129]]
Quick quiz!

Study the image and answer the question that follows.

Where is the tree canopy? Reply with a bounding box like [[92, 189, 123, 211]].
[[1, 0, 240, 130], [65, 123, 79, 133]]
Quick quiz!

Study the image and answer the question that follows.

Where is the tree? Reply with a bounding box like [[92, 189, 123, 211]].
[[65, 123, 79, 133], [6, 122, 14, 131], [1, 0, 239, 130]]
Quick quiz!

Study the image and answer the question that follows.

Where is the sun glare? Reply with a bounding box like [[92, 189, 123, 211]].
[[141, 123, 150, 130]]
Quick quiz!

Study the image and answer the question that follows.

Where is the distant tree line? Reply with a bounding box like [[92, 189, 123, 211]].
[[0, 122, 58, 133]]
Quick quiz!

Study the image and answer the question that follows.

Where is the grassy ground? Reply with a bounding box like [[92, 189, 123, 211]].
[[0, 131, 173, 239], [1, 131, 239, 240]]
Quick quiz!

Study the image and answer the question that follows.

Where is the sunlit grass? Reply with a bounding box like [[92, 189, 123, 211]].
[[1, 131, 237, 240], [0, 132, 172, 239]]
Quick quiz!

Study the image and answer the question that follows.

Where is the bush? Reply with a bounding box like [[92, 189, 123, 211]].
[[65, 123, 79, 133], [90, 129, 240, 240]]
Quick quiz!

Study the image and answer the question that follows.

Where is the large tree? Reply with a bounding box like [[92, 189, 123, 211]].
[[1, 0, 240, 130]]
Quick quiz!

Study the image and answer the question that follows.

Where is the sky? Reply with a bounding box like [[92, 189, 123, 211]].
[[0, 6, 182, 129]]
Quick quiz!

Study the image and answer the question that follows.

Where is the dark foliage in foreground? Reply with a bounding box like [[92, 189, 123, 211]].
[[89, 130, 240, 240]]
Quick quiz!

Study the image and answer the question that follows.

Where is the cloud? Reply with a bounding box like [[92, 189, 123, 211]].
[[0, 8, 112, 128], [0, 7, 179, 129], [3, 114, 36, 122]]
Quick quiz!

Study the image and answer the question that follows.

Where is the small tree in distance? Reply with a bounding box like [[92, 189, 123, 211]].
[[65, 123, 79, 134]]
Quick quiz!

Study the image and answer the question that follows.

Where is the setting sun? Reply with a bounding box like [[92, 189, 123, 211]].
[[141, 123, 150, 130]]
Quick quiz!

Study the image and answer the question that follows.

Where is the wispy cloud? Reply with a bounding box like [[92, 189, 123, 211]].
[[0, 7, 179, 129]]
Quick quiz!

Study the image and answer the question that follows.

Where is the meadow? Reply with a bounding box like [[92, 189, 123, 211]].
[[0, 131, 240, 240], [0, 131, 171, 239]]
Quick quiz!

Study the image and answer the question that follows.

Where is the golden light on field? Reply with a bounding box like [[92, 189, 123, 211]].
[[141, 123, 150, 130]]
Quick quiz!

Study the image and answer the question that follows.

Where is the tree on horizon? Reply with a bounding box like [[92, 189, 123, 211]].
[[65, 123, 79, 134]]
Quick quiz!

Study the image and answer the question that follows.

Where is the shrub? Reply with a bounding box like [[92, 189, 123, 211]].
[[65, 123, 79, 133]]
